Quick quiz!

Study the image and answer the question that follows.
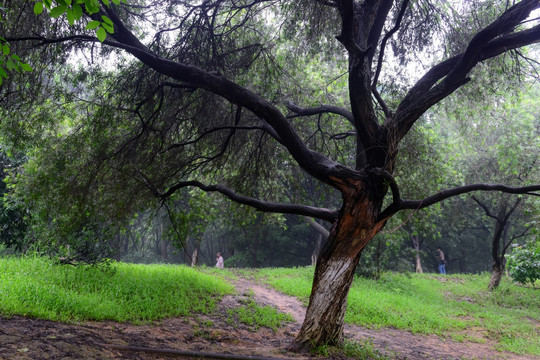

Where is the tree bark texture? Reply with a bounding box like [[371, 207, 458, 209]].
[[412, 235, 423, 273], [290, 181, 386, 351]]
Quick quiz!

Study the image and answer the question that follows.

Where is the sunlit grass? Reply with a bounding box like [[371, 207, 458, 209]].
[[256, 267, 540, 356]]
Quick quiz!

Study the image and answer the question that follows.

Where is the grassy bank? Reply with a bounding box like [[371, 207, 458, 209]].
[[0, 256, 233, 323], [256, 267, 539, 356]]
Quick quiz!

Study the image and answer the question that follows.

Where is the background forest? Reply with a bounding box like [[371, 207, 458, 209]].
[[0, 0, 538, 280], [1, 82, 538, 274]]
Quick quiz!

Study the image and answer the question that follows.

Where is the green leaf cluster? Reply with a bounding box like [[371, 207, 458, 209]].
[[33, 0, 122, 41], [0, 40, 33, 85]]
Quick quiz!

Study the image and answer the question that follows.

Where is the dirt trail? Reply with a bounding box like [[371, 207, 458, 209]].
[[0, 275, 537, 360]]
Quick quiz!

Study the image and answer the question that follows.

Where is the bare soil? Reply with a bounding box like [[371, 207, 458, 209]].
[[0, 276, 537, 360]]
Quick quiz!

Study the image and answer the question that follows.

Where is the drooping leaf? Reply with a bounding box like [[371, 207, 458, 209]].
[[49, 5, 67, 18], [33, 2, 44, 15], [72, 4, 83, 20], [19, 63, 33, 72], [85, 20, 101, 30], [101, 22, 114, 34], [5, 58, 14, 71], [96, 27, 107, 42], [2, 44, 10, 56], [66, 8, 75, 26]]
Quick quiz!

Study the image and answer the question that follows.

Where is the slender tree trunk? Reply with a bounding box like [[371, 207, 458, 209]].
[[411, 235, 423, 273], [311, 232, 323, 266], [290, 186, 386, 351], [488, 260, 505, 291], [191, 244, 199, 266]]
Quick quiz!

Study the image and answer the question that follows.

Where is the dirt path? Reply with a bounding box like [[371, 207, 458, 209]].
[[232, 277, 537, 360], [0, 275, 537, 359]]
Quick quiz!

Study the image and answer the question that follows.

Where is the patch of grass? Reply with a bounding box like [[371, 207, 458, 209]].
[[0, 256, 233, 323], [312, 340, 389, 359], [226, 298, 293, 331]]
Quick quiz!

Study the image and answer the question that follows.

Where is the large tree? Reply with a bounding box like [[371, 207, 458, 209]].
[[2, 0, 540, 351]]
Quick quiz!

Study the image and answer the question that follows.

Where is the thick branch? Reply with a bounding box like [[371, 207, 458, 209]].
[[159, 181, 339, 223], [99, 8, 357, 186], [378, 183, 540, 221]]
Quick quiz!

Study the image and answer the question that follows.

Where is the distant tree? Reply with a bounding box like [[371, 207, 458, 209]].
[[2, 0, 540, 351]]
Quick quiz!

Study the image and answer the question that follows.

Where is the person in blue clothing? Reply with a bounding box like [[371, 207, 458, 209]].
[[436, 247, 446, 274]]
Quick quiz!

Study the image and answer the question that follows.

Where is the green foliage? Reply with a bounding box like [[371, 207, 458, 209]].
[[32, 0, 122, 41], [507, 238, 540, 285], [0, 256, 233, 323]]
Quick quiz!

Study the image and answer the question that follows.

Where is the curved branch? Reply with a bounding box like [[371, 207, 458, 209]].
[[285, 101, 354, 123], [160, 181, 339, 223], [471, 196, 497, 220], [502, 224, 532, 254], [378, 183, 540, 222], [305, 217, 330, 238]]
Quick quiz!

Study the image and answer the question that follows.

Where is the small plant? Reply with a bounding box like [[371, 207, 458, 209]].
[[311, 340, 389, 359], [226, 299, 293, 331], [507, 240, 540, 286]]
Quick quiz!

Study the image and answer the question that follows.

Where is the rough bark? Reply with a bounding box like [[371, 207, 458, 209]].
[[488, 261, 505, 291], [290, 180, 386, 351]]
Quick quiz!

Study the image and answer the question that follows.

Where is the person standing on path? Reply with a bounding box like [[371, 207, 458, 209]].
[[436, 247, 446, 274], [215, 252, 224, 269]]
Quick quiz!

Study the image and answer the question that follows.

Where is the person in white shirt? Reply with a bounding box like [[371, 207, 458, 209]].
[[215, 252, 224, 269]]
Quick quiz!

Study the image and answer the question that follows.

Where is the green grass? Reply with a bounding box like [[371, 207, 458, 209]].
[[226, 297, 294, 331], [1, 258, 538, 356], [0, 256, 233, 323], [256, 267, 540, 356]]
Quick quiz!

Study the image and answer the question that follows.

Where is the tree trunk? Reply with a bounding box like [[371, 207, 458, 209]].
[[290, 187, 386, 352], [191, 244, 199, 266], [488, 260, 505, 291], [311, 232, 323, 266], [411, 235, 423, 273], [160, 220, 168, 260]]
